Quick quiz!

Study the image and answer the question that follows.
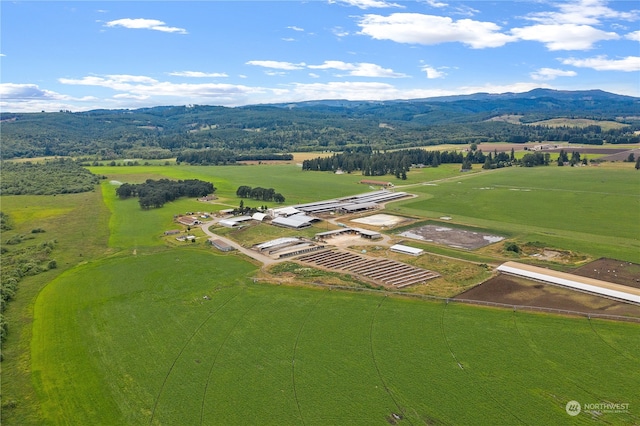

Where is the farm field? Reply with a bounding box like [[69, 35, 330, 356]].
[[2, 156, 640, 425], [26, 249, 640, 425], [393, 163, 640, 263]]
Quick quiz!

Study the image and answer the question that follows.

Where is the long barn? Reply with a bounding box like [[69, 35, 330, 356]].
[[496, 261, 640, 305]]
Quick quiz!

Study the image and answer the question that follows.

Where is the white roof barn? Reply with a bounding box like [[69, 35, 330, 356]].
[[271, 214, 319, 229], [390, 244, 424, 256]]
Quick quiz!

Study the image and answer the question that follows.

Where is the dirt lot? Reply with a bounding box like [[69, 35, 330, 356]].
[[571, 258, 640, 289], [456, 275, 640, 318], [399, 224, 503, 250]]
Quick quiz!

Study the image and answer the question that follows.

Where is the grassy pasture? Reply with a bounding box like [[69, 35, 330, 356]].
[[26, 249, 640, 425], [89, 162, 468, 204], [393, 165, 640, 262]]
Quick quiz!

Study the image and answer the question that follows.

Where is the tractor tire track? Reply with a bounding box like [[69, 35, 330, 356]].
[[199, 299, 261, 425], [149, 289, 242, 425], [440, 302, 529, 425], [511, 311, 599, 401], [588, 317, 638, 362], [290, 289, 330, 426], [369, 295, 414, 425]]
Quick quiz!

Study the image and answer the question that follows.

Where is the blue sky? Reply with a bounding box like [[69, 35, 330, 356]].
[[1, 0, 639, 112]]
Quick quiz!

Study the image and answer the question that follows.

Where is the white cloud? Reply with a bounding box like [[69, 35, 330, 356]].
[[282, 38, 296, 42], [332, 27, 350, 37], [0, 83, 99, 112], [562, 55, 640, 71], [104, 18, 187, 34], [0, 53, 5, 57], [421, 65, 446, 79], [357, 13, 515, 48], [246, 60, 306, 70], [308, 61, 408, 77], [58, 74, 266, 102], [424, 0, 448, 8], [511, 24, 619, 50], [169, 71, 228, 78], [1, 83, 63, 100], [287, 26, 304, 32], [626, 30, 640, 41], [329, 0, 404, 10], [266, 71, 288, 76], [530, 68, 577, 81], [524, 0, 639, 25]]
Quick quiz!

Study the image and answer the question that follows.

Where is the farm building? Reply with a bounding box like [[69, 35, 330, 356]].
[[360, 180, 394, 187], [177, 216, 201, 226], [252, 212, 268, 222], [269, 206, 301, 217], [338, 202, 378, 214], [271, 213, 320, 229], [255, 237, 301, 252], [209, 238, 234, 252], [390, 244, 424, 256], [164, 229, 181, 236], [254, 237, 324, 258], [353, 228, 382, 239], [219, 215, 253, 228], [315, 228, 381, 241], [496, 261, 640, 305]]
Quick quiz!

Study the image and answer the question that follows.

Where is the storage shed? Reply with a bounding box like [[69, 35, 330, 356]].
[[390, 244, 424, 256]]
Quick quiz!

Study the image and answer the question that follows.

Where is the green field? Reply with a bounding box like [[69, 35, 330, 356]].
[[393, 164, 640, 262], [2, 158, 640, 425], [27, 250, 640, 425]]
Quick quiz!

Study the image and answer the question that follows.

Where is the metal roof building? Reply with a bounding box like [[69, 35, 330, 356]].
[[390, 244, 424, 256], [219, 215, 253, 228], [497, 261, 640, 305], [271, 214, 319, 229]]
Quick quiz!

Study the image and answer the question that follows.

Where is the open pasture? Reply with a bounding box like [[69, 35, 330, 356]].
[[28, 249, 640, 425], [393, 165, 640, 262]]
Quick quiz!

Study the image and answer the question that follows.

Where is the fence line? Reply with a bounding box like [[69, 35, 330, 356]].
[[252, 278, 640, 324]]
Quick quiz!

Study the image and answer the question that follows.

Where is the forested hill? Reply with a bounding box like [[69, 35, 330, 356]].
[[1, 89, 638, 159]]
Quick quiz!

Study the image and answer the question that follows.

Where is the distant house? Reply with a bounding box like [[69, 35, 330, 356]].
[[164, 229, 181, 236], [359, 180, 394, 187]]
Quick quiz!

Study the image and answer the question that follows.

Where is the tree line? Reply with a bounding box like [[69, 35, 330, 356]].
[[235, 186, 285, 203], [176, 150, 293, 165], [116, 179, 215, 209]]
